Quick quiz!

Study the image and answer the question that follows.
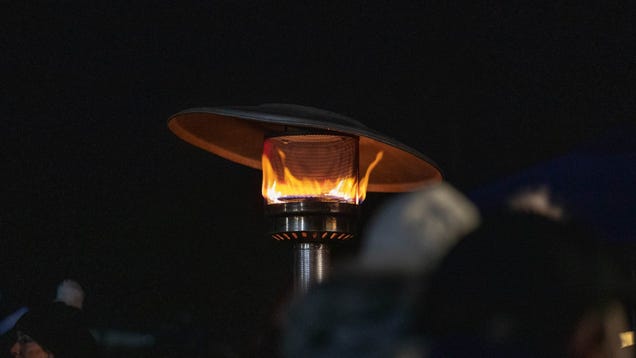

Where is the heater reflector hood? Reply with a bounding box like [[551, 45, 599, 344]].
[[168, 104, 442, 192]]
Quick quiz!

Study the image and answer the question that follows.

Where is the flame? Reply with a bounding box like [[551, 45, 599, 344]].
[[262, 150, 383, 204]]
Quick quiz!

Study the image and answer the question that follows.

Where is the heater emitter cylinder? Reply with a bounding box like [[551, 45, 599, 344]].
[[263, 133, 361, 241], [262, 133, 360, 204]]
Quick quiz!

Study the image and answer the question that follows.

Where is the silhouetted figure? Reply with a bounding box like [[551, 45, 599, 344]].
[[4, 279, 98, 357], [281, 183, 480, 357], [421, 211, 634, 357]]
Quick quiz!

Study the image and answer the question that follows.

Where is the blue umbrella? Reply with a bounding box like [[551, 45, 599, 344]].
[[469, 123, 636, 243]]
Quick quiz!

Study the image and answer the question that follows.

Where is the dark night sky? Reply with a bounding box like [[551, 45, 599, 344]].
[[1, 1, 634, 354]]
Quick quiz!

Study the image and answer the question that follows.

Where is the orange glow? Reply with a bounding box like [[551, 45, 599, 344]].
[[620, 331, 634, 348], [262, 148, 383, 204]]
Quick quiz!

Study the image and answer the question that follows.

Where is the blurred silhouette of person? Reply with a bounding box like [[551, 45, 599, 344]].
[[4, 279, 98, 357], [281, 182, 480, 357], [421, 209, 634, 357], [282, 179, 635, 357]]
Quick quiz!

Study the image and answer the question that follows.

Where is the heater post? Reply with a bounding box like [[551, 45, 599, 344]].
[[292, 242, 330, 296]]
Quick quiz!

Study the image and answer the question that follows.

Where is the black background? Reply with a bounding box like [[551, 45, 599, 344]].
[[2, 1, 634, 354]]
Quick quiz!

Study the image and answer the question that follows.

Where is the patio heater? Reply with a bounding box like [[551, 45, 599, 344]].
[[168, 104, 442, 295]]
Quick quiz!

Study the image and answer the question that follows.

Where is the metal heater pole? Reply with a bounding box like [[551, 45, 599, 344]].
[[293, 242, 330, 296]]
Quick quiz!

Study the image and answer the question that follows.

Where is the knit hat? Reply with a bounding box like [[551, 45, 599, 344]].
[[357, 182, 480, 275]]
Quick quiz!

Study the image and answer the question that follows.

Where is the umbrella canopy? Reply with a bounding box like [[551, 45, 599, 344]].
[[469, 124, 636, 243]]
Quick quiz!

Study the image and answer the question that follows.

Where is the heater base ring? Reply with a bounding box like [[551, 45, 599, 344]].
[[265, 201, 359, 241]]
